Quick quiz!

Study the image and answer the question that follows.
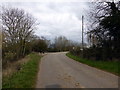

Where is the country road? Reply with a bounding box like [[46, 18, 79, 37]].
[[36, 52, 119, 88]]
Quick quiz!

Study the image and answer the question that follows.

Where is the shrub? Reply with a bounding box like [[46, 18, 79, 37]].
[[4, 52, 17, 62]]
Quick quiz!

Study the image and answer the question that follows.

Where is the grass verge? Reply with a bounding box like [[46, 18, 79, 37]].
[[3, 52, 42, 88], [66, 53, 119, 76]]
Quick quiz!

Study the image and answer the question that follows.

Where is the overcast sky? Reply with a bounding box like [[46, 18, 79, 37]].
[[1, 0, 91, 43]]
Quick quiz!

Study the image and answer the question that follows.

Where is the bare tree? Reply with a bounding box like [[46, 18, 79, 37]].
[[54, 36, 70, 51], [2, 7, 36, 60], [86, 1, 120, 60], [87, 1, 120, 46]]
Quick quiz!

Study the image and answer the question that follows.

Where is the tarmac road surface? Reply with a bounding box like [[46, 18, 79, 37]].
[[36, 52, 119, 88]]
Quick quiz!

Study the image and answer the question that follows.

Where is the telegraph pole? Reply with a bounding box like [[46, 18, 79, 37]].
[[82, 15, 84, 50], [81, 15, 84, 58]]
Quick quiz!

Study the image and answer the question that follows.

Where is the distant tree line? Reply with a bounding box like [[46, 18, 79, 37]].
[[48, 36, 78, 52], [29, 35, 80, 53], [32, 36, 49, 53]]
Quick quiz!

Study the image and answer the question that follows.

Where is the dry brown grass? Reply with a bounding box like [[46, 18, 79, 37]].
[[3, 55, 30, 77], [3, 53, 45, 78]]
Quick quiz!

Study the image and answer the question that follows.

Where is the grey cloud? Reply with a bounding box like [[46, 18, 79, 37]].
[[2, 1, 88, 43]]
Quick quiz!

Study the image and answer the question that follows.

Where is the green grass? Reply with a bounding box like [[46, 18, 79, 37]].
[[66, 53, 119, 76], [3, 53, 42, 88]]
